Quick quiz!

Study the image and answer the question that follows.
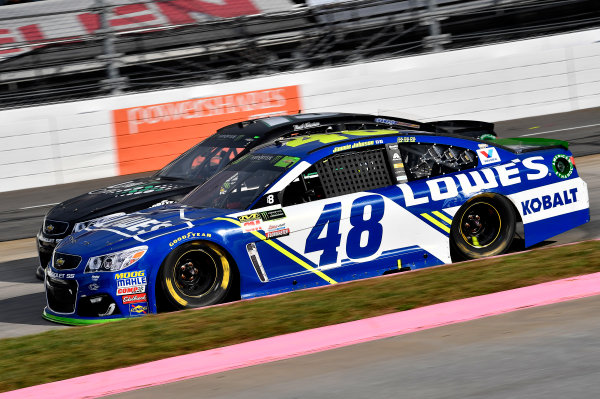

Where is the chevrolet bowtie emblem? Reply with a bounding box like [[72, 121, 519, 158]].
[[46, 225, 55, 232], [56, 258, 65, 267]]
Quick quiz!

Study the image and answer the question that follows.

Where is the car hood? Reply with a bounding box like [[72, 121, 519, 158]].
[[55, 205, 235, 256], [45, 177, 198, 224]]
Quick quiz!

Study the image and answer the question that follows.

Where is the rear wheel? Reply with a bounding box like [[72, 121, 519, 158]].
[[451, 195, 516, 260], [160, 242, 233, 309]]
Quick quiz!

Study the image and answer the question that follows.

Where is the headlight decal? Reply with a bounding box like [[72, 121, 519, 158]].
[[84, 246, 148, 273]]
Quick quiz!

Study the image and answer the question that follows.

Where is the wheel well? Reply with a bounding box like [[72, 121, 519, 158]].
[[461, 192, 521, 221], [449, 192, 519, 262], [154, 240, 241, 312]]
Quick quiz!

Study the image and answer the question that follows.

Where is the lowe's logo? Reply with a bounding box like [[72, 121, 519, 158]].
[[521, 188, 578, 215]]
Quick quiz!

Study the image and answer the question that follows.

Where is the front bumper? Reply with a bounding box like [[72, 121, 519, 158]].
[[44, 264, 153, 324], [37, 229, 63, 269], [42, 309, 123, 326]]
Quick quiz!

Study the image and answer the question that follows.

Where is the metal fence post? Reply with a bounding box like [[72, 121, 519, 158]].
[[422, 0, 451, 52], [95, 0, 127, 94]]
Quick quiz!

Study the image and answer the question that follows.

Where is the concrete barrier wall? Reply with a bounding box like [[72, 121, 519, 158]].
[[1, 28, 599, 193]]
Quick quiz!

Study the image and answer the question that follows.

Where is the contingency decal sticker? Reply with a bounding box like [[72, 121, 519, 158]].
[[476, 147, 501, 165], [552, 154, 574, 179]]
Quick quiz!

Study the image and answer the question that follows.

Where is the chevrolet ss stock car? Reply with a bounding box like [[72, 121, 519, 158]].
[[43, 129, 589, 324], [36, 112, 496, 279]]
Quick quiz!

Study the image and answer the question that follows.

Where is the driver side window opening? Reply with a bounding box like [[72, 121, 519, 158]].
[[281, 147, 394, 206], [281, 165, 325, 206]]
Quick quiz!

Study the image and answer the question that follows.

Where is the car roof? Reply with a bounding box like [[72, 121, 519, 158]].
[[212, 113, 423, 143], [250, 129, 421, 157]]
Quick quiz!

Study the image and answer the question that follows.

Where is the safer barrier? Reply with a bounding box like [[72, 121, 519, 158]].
[[0, 28, 598, 192]]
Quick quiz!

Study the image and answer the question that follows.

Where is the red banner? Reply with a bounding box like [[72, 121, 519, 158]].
[[111, 85, 302, 175]]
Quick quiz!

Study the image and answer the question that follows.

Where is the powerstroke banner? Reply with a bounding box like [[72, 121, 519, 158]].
[[111, 85, 301, 175], [0, 0, 295, 61]]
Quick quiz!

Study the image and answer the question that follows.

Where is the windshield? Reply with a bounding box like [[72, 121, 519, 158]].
[[156, 135, 251, 182], [182, 153, 300, 210]]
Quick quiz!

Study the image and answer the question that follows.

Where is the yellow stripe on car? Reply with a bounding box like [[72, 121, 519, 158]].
[[214, 217, 337, 285], [420, 213, 451, 233], [432, 211, 453, 225]]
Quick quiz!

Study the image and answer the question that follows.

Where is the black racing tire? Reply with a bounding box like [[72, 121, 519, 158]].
[[450, 194, 516, 261], [159, 241, 233, 309]]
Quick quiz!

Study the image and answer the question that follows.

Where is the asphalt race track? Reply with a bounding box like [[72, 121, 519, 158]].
[[0, 108, 599, 396], [108, 295, 600, 399]]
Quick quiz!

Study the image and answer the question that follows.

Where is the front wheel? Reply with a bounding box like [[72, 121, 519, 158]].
[[160, 242, 233, 309], [450, 195, 516, 261]]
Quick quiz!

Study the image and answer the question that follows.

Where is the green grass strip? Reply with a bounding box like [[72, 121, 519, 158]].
[[1, 240, 599, 392]]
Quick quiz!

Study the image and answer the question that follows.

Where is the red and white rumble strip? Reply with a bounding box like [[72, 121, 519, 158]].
[[4, 271, 600, 399]]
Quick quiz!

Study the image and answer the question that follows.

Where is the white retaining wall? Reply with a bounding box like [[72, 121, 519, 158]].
[[1, 28, 599, 193]]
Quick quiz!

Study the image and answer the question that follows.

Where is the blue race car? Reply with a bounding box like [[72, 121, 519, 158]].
[[43, 130, 589, 324]]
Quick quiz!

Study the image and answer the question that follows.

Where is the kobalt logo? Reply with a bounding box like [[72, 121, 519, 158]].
[[521, 188, 578, 215], [399, 156, 548, 207]]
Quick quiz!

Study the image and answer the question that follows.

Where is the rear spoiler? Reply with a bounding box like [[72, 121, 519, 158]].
[[485, 137, 569, 153], [420, 120, 497, 139]]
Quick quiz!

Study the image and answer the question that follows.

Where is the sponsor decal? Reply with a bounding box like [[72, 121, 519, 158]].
[[266, 228, 290, 239], [293, 122, 321, 130], [238, 213, 261, 222], [261, 209, 286, 221], [399, 156, 549, 207], [238, 209, 286, 223], [521, 188, 578, 215], [476, 148, 501, 165], [274, 156, 300, 168], [374, 118, 420, 129], [397, 136, 416, 143], [90, 182, 181, 197], [333, 140, 375, 153], [91, 275, 100, 281], [117, 285, 146, 296], [392, 152, 401, 160], [393, 162, 404, 169], [150, 199, 176, 208], [112, 86, 301, 175], [129, 303, 148, 316], [47, 270, 75, 279], [103, 216, 173, 235], [115, 270, 145, 279], [266, 222, 286, 230], [88, 283, 100, 291], [38, 235, 59, 244], [552, 154, 574, 179], [122, 293, 148, 305], [242, 220, 262, 233], [116, 277, 147, 287], [478, 143, 489, 148], [168, 232, 212, 247]]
